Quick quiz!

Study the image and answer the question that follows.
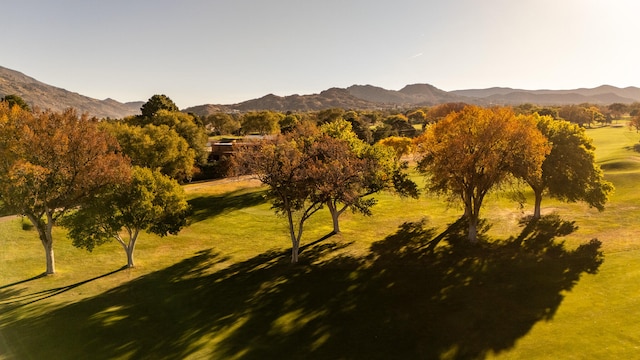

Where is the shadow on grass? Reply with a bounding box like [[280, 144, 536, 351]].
[[0, 273, 47, 290], [188, 189, 268, 223], [0, 267, 127, 308], [0, 215, 603, 360]]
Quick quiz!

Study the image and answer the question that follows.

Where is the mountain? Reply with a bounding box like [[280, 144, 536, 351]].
[[450, 85, 640, 105], [188, 83, 640, 116], [185, 84, 467, 116], [346, 84, 466, 105], [0, 66, 143, 118], [4, 65, 640, 117], [185, 88, 385, 116]]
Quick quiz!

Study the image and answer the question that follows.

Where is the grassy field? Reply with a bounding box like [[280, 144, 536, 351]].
[[0, 126, 639, 359]]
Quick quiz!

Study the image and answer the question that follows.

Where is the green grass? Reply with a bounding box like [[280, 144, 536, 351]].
[[1, 127, 639, 359]]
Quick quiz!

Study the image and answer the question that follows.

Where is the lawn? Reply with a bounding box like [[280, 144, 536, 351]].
[[0, 126, 639, 359]]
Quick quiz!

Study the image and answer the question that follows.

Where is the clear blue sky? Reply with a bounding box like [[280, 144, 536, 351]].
[[3, 0, 639, 108]]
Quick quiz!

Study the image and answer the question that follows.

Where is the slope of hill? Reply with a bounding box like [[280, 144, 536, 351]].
[[451, 85, 640, 105], [346, 83, 466, 105], [5, 65, 640, 116], [0, 66, 142, 118], [184, 88, 384, 116]]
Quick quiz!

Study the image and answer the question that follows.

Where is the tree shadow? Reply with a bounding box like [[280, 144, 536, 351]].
[[0, 216, 603, 359], [0, 267, 127, 309], [624, 143, 640, 153], [0, 273, 47, 290], [188, 189, 268, 223]]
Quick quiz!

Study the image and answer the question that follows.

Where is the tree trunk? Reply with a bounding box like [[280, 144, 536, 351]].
[[286, 208, 301, 263], [27, 213, 56, 275], [533, 189, 543, 220], [468, 216, 479, 244], [127, 230, 139, 268], [116, 230, 139, 268], [126, 247, 135, 268], [327, 201, 340, 234], [467, 194, 482, 244], [291, 239, 300, 263]]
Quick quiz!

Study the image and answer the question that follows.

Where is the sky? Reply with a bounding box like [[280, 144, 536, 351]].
[[3, 0, 640, 109]]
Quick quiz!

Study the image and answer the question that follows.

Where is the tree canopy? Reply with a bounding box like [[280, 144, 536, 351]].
[[241, 111, 283, 135], [525, 115, 614, 218], [130, 109, 208, 165], [1, 94, 30, 111], [0, 104, 130, 274], [103, 122, 196, 181], [63, 166, 189, 268], [232, 124, 327, 263], [415, 105, 550, 243], [140, 94, 179, 118], [320, 120, 418, 233]]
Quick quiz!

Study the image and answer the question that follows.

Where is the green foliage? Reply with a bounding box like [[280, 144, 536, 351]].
[[407, 109, 427, 124], [241, 111, 283, 135], [319, 119, 364, 153], [382, 114, 417, 138], [320, 120, 418, 232], [140, 94, 179, 117], [1, 94, 30, 111], [103, 122, 196, 182], [315, 108, 344, 124], [205, 113, 241, 135], [526, 115, 614, 217], [278, 113, 299, 133], [128, 110, 209, 166], [62, 166, 189, 267]]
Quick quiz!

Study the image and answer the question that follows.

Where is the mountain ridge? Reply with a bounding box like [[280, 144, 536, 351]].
[[0, 66, 143, 119], [2, 65, 639, 118]]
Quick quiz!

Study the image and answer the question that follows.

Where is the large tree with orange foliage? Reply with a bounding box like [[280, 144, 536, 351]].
[[0, 103, 130, 274], [415, 106, 550, 243]]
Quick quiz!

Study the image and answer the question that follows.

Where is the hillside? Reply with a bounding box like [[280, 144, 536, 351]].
[[0, 66, 142, 119], [4, 65, 640, 117], [346, 83, 466, 105], [451, 85, 640, 105]]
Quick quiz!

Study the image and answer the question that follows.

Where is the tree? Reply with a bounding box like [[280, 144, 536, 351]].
[[559, 105, 590, 127], [586, 106, 605, 127], [415, 106, 550, 243], [525, 115, 614, 219], [103, 122, 196, 181], [382, 114, 417, 138], [205, 113, 241, 135], [608, 103, 628, 120], [140, 94, 179, 117], [130, 110, 209, 166], [0, 105, 130, 274], [343, 111, 373, 143], [535, 107, 559, 119], [241, 111, 283, 135], [407, 109, 427, 125], [315, 108, 345, 124], [232, 125, 327, 263], [62, 166, 189, 268], [319, 120, 419, 234], [378, 136, 414, 161], [1, 94, 30, 111], [425, 102, 467, 124], [279, 113, 300, 133], [629, 115, 640, 133]]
